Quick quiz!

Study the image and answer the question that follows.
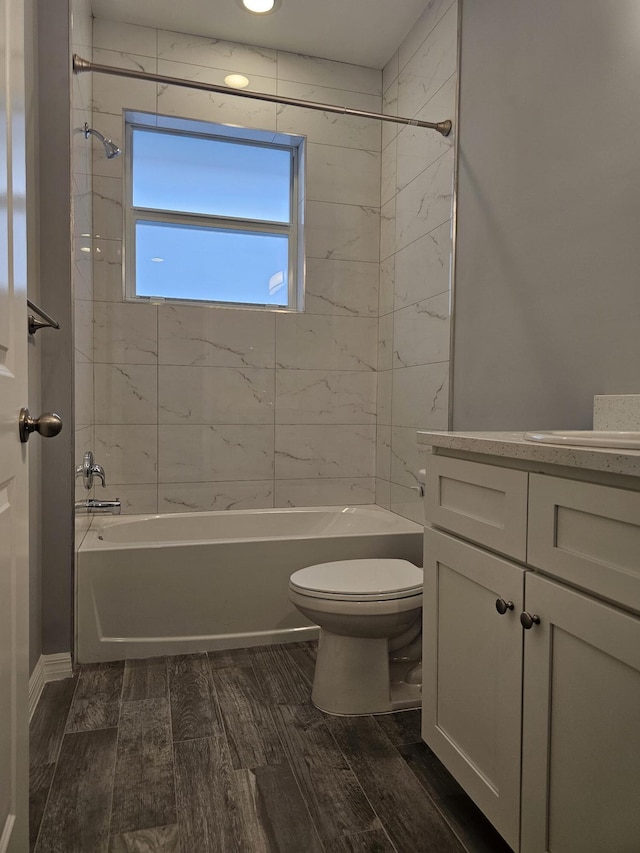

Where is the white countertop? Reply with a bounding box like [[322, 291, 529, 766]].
[[417, 430, 640, 478]]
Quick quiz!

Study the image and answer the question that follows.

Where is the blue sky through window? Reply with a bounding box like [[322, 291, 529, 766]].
[[135, 221, 289, 306], [132, 128, 292, 223]]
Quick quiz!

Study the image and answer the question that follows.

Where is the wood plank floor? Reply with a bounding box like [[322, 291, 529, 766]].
[[30, 642, 512, 853]]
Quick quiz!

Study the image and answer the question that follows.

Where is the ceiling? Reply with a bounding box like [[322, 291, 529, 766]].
[[90, 0, 428, 69]]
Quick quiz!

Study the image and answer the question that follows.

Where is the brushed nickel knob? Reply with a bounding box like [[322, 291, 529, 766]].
[[520, 611, 541, 630], [495, 598, 514, 615], [19, 407, 63, 443]]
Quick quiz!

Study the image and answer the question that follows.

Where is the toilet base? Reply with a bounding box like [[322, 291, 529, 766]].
[[311, 630, 422, 716]]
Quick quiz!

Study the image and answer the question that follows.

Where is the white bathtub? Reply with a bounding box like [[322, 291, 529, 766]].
[[76, 505, 423, 663]]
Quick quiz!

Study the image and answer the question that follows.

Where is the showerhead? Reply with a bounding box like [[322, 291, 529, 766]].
[[83, 122, 122, 159]]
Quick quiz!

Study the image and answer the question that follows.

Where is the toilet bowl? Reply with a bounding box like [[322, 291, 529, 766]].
[[289, 558, 423, 715]]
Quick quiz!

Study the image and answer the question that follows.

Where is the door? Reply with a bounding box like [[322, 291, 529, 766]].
[[521, 573, 640, 853], [0, 0, 29, 849], [422, 528, 525, 852]]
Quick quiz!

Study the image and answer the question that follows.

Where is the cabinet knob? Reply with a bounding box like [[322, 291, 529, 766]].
[[495, 598, 514, 615], [520, 611, 541, 630]]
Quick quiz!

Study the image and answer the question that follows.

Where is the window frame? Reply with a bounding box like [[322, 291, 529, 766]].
[[123, 113, 304, 311]]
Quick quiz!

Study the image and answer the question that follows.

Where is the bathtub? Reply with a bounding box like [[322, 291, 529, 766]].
[[76, 505, 423, 663]]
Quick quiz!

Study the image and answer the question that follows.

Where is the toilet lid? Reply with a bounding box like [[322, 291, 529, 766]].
[[289, 559, 423, 601]]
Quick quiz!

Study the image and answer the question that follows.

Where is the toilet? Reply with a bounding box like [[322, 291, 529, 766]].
[[289, 558, 423, 715]]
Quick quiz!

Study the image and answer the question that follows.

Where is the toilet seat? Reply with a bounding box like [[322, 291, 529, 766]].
[[289, 558, 423, 602]]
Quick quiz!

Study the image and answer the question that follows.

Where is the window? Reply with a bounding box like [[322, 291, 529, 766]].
[[124, 113, 305, 310]]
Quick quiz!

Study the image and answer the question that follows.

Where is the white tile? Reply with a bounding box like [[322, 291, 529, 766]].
[[158, 481, 274, 513], [394, 220, 452, 310], [111, 484, 158, 515], [92, 48, 157, 115], [158, 366, 274, 424], [93, 302, 158, 364], [93, 239, 123, 302], [275, 370, 376, 424], [95, 425, 158, 484], [398, 4, 458, 118], [72, 110, 92, 176], [396, 74, 456, 192], [275, 478, 375, 507], [306, 201, 379, 263], [399, 0, 456, 73], [381, 137, 397, 206], [277, 52, 381, 96], [390, 482, 425, 525], [75, 362, 94, 427], [380, 198, 396, 262], [306, 143, 380, 207], [379, 258, 395, 317], [157, 31, 277, 77], [71, 0, 93, 50], [157, 58, 277, 93], [377, 313, 393, 371], [390, 426, 425, 489], [75, 425, 94, 470], [276, 313, 377, 371], [393, 291, 450, 368], [74, 248, 93, 302], [158, 304, 275, 368], [383, 51, 399, 93], [377, 370, 392, 425], [94, 19, 158, 57], [72, 66, 92, 113], [275, 424, 375, 479], [381, 78, 399, 150], [375, 478, 391, 510], [94, 364, 158, 424], [156, 61, 277, 130], [75, 299, 93, 361], [93, 176, 123, 242], [376, 424, 392, 481], [276, 82, 380, 151], [305, 258, 378, 318], [395, 149, 454, 253], [158, 425, 274, 482], [392, 362, 449, 429]]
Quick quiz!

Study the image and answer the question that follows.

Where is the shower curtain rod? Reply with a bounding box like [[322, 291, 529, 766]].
[[73, 54, 452, 137]]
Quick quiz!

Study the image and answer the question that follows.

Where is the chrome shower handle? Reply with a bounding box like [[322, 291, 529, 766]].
[[75, 450, 107, 489]]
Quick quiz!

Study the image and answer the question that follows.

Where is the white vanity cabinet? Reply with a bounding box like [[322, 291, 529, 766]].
[[421, 452, 640, 853]]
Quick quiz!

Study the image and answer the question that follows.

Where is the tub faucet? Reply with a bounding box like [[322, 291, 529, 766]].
[[75, 498, 121, 515], [76, 450, 107, 490]]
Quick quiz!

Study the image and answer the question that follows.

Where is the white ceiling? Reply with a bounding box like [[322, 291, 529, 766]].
[[90, 0, 428, 69]]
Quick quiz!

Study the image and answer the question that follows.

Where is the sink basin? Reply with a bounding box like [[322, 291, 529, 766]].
[[524, 430, 640, 449]]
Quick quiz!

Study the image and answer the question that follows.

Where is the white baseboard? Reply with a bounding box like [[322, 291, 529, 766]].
[[29, 652, 73, 721]]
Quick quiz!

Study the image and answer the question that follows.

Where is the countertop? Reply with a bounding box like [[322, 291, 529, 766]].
[[416, 430, 640, 478]]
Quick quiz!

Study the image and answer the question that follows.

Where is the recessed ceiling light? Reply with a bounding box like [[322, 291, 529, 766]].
[[225, 73, 250, 89], [238, 0, 281, 14], [151, 257, 165, 263]]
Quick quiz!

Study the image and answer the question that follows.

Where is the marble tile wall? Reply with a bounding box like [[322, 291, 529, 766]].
[[89, 20, 382, 512], [71, 0, 94, 540], [376, 0, 458, 522]]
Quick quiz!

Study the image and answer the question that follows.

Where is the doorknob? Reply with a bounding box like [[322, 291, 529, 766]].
[[19, 407, 63, 443]]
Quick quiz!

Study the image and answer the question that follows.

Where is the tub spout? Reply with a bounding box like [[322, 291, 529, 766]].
[[75, 498, 121, 515]]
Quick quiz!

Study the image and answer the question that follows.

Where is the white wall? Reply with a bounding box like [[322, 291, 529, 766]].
[[377, 0, 458, 522], [453, 0, 640, 430], [88, 22, 382, 512]]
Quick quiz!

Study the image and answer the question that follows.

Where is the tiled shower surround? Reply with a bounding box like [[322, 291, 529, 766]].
[[79, 1, 457, 518]]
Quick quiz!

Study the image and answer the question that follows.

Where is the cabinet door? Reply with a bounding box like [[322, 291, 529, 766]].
[[521, 573, 640, 853], [423, 528, 525, 851]]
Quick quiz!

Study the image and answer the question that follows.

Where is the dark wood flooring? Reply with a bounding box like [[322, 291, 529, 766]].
[[30, 642, 512, 853]]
